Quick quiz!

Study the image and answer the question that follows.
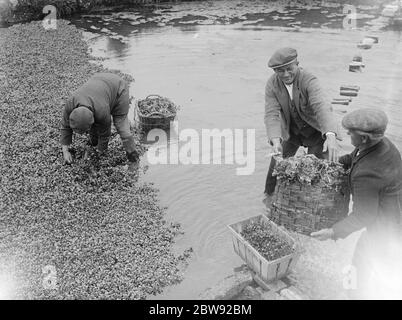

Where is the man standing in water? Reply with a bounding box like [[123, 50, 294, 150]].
[[60, 73, 139, 171], [264, 47, 340, 199], [311, 109, 402, 299]]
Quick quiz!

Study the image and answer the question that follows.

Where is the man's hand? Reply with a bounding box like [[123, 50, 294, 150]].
[[62, 145, 72, 164], [323, 133, 339, 162], [271, 138, 283, 154], [97, 136, 110, 154], [310, 228, 334, 241], [83, 147, 92, 161], [123, 161, 139, 172]]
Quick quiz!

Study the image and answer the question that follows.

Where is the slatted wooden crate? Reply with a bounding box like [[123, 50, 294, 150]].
[[228, 215, 302, 283]]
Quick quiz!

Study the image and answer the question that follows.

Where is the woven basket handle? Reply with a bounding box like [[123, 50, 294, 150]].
[[146, 111, 168, 117], [145, 94, 163, 100]]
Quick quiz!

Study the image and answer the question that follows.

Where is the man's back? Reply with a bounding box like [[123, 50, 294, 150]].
[[70, 73, 127, 117], [61, 73, 129, 146], [353, 137, 402, 226]]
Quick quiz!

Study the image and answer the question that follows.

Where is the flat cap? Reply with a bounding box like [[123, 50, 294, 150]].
[[268, 47, 298, 69], [342, 108, 388, 138], [69, 106, 94, 131]]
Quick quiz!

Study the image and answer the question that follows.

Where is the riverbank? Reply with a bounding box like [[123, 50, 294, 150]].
[[0, 0, 393, 26], [0, 0, 147, 25], [0, 20, 190, 299]]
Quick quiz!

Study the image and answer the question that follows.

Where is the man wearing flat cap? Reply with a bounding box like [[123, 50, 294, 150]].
[[264, 47, 340, 197], [312, 108, 402, 299], [60, 73, 139, 170]]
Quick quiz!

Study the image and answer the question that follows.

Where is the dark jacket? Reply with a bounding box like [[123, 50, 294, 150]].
[[332, 137, 402, 239], [264, 68, 340, 144], [60, 73, 130, 146]]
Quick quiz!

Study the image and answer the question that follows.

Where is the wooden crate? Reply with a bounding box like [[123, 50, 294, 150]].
[[228, 215, 302, 283]]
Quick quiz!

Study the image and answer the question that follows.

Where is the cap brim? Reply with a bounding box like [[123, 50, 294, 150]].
[[354, 129, 385, 139], [270, 58, 297, 69]]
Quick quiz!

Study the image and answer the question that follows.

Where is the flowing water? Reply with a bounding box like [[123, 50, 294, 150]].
[[69, 0, 402, 299]]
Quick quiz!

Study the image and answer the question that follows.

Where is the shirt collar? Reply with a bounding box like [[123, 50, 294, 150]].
[[353, 139, 384, 162]]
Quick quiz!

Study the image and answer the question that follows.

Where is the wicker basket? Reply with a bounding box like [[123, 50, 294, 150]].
[[267, 177, 350, 235], [228, 214, 302, 283], [136, 94, 177, 131]]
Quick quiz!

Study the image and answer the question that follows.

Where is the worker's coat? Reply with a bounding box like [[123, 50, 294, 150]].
[[333, 137, 402, 239], [264, 68, 340, 144], [333, 137, 402, 297], [60, 73, 131, 146]]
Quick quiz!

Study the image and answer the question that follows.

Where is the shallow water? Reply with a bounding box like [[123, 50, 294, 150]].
[[70, 1, 402, 299]]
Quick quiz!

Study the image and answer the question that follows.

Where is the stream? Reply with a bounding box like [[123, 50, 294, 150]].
[[68, 0, 402, 299]]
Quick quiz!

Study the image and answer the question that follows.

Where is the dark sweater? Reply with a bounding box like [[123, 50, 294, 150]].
[[333, 137, 402, 239]]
